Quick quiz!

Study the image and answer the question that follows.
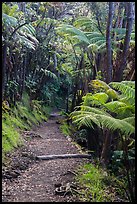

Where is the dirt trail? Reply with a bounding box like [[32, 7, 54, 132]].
[[2, 113, 89, 202]]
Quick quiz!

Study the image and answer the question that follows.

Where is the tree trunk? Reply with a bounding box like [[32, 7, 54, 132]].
[[106, 2, 114, 83], [87, 50, 96, 79], [20, 52, 27, 99], [114, 2, 134, 82], [87, 126, 99, 156], [2, 44, 7, 100], [100, 129, 112, 164]]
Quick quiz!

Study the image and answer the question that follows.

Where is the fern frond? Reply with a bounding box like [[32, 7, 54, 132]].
[[73, 35, 90, 44], [109, 81, 135, 101], [104, 101, 134, 118], [123, 117, 135, 127], [42, 69, 58, 80], [120, 81, 135, 89], [105, 101, 127, 112], [19, 35, 36, 50], [71, 110, 135, 136], [72, 106, 111, 116], [96, 114, 135, 136], [74, 17, 96, 28], [72, 113, 100, 129]]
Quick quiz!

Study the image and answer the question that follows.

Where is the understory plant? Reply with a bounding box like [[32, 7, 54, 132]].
[[70, 79, 135, 202], [2, 92, 51, 164], [76, 163, 129, 202]]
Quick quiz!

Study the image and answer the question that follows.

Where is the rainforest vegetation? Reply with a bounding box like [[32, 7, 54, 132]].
[[2, 2, 135, 202]]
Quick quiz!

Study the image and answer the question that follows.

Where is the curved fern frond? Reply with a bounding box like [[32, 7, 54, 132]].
[[74, 17, 96, 28], [96, 114, 135, 136], [19, 35, 36, 50], [73, 35, 90, 44], [105, 101, 127, 112], [120, 81, 135, 89], [104, 101, 134, 118], [109, 82, 135, 101], [89, 79, 110, 91], [72, 112, 100, 129], [71, 109, 135, 136], [42, 69, 58, 80], [123, 116, 135, 127], [72, 106, 111, 116]]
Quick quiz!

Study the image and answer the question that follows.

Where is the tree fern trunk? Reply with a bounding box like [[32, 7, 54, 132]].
[[87, 127, 99, 156], [100, 129, 112, 164]]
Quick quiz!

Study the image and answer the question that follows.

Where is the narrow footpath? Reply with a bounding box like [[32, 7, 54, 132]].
[[2, 113, 89, 202]]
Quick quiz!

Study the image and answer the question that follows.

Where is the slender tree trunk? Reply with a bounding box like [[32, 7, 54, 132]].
[[106, 2, 114, 83], [87, 50, 96, 79], [116, 2, 134, 82], [20, 52, 27, 99], [53, 53, 57, 69], [2, 44, 7, 100]]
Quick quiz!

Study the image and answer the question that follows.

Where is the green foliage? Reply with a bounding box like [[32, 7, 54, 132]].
[[76, 163, 115, 202], [2, 92, 50, 163], [60, 122, 71, 136], [83, 92, 109, 106], [109, 81, 135, 103], [2, 119, 23, 154], [71, 80, 135, 136]]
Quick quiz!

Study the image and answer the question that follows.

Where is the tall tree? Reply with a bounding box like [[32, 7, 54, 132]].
[[114, 2, 134, 81], [106, 2, 114, 83]]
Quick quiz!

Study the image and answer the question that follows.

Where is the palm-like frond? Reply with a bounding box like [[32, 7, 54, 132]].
[[123, 116, 135, 127], [41, 69, 58, 80], [71, 79, 135, 137], [71, 108, 135, 136], [97, 114, 135, 136], [72, 106, 111, 117], [72, 112, 100, 129], [3, 11, 39, 50], [73, 17, 97, 29], [19, 35, 36, 50], [109, 81, 135, 101], [104, 101, 134, 118], [120, 81, 135, 89]]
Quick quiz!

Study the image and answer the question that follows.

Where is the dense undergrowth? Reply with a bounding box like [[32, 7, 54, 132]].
[[75, 163, 128, 202], [2, 93, 51, 164]]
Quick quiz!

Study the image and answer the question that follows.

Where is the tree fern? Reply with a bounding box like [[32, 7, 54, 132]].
[[71, 80, 135, 137], [71, 108, 135, 136]]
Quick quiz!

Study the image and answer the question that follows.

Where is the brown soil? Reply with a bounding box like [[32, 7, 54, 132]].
[[2, 113, 89, 202]]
